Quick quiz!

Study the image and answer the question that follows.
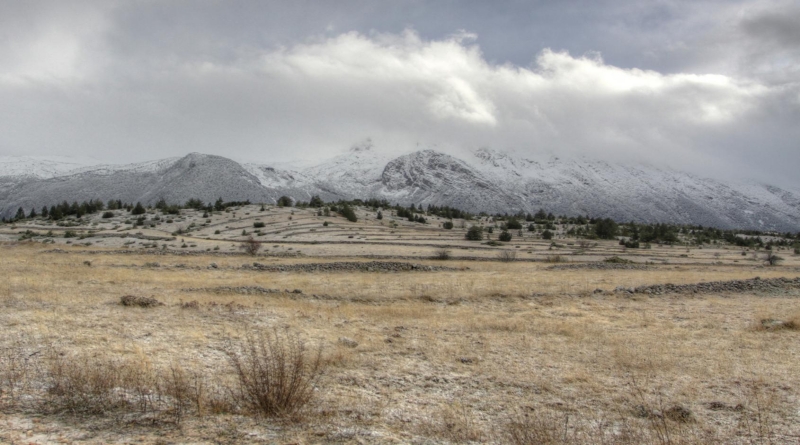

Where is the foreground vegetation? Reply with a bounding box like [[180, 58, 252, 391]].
[[1, 242, 799, 443]]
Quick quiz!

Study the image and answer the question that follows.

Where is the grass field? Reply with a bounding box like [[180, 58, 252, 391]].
[[1, 207, 799, 444]]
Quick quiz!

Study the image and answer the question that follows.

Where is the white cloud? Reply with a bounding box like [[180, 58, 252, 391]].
[[0, 21, 797, 184]]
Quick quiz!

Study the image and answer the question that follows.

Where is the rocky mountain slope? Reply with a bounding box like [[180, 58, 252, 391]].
[[1, 147, 799, 231]]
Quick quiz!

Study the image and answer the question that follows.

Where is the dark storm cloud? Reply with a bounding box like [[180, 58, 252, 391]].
[[0, 0, 798, 186]]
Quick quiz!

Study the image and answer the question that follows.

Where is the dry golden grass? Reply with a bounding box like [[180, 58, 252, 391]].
[[1, 242, 799, 444]]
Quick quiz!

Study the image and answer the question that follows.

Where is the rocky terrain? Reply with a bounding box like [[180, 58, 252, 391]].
[[615, 276, 800, 295]]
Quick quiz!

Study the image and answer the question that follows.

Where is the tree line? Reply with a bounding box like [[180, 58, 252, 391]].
[[3, 196, 798, 249]]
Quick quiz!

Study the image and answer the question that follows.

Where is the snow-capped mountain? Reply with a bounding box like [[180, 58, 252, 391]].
[[0, 156, 98, 179], [1, 147, 799, 231]]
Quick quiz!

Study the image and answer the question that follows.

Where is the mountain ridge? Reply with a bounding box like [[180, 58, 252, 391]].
[[1, 149, 799, 231]]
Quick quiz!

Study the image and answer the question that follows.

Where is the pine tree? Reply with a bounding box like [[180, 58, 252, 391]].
[[309, 195, 323, 207], [132, 202, 146, 215], [15, 207, 25, 220], [28, 208, 37, 218], [340, 204, 357, 222]]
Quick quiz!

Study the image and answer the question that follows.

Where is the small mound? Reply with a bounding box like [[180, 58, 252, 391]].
[[120, 295, 163, 307]]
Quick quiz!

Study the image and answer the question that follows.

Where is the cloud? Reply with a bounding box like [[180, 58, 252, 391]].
[[0, 5, 798, 186]]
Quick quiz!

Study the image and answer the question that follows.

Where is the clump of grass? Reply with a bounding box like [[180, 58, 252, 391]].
[[224, 329, 324, 419], [753, 315, 798, 331], [544, 254, 567, 263]]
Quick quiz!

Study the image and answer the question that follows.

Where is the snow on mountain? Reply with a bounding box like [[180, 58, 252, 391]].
[[301, 139, 392, 197], [1, 147, 798, 231], [0, 156, 98, 179]]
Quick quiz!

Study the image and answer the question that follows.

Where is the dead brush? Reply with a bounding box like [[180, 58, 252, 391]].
[[44, 352, 204, 422], [751, 313, 799, 331], [506, 409, 575, 445], [422, 403, 484, 443], [224, 328, 324, 420], [498, 250, 517, 262], [544, 254, 568, 263], [432, 247, 452, 260], [46, 352, 141, 415], [0, 341, 36, 408]]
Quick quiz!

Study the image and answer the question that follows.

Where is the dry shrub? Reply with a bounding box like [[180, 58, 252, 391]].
[[180, 300, 200, 310], [498, 250, 517, 262], [0, 340, 34, 407], [239, 235, 262, 256], [752, 316, 799, 331], [224, 329, 324, 419], [506, 409, 573, 445], [544, 254, 567, 263], [736, 380, 780, 444], [120, 295, 163, 307], [46, 353, 156, 415], [44, 352, 217, 422], [433, 248, 451, 260], [421, 403, 484, 443]]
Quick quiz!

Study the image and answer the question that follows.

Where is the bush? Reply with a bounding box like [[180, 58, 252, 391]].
[[465, 226, 483, 241], [498, 230, 512, 242], [323, 221, 329, 227], [240, 235, 261, 256], [253, 222, 265, 228], [442, 221, 454, 230], [505, 219, 522, 230], [764, 252, 784, 266], [224, 329, 323, 418], [120, 295, 163, 307], [498, 250, 516, 262], [433, 248, 451, 260], [541, 230, 553, 240], [594, 218, 618, 239], [277, 196, 293, 207], [101, 211, 115, 219]]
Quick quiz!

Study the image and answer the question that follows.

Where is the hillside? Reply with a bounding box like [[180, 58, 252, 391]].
[[1, 148, 799, 231]]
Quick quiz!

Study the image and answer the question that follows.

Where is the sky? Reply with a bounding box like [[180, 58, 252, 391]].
[[0, 0, 798, 185]]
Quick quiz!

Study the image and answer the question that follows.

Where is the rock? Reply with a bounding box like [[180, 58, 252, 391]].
[[338, 337, 359, 348], [209, 262, 218, 269]]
